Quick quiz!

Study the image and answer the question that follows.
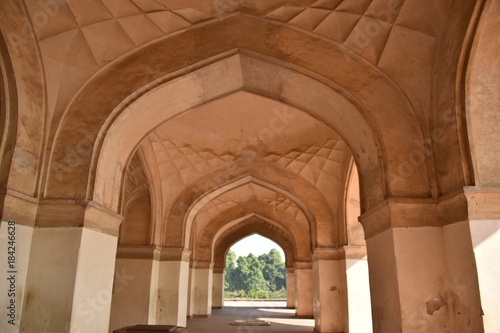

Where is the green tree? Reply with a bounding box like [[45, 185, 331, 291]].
[[225, 250, 237, 290], [259, 249, 286, 291], [224, 248, 287, 298], [234, 254, 269, 292]]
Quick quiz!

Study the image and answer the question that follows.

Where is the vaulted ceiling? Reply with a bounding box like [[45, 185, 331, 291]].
[[121, 91, 352, 261], [0, 0, 478, 263]]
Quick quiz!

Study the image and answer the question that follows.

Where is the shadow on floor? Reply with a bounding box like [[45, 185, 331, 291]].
[[187, 301, 314, 333]]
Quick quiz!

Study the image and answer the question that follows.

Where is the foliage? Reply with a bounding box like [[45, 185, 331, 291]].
[[224, 248, 287, 299], [224, 288, 287, 300]]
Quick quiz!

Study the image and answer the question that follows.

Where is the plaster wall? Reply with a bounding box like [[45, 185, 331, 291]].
[[109, 259, 153, 332], [120, 197, 151, 245], [0, 222, 32, 333], [346, 258, 372, 333]]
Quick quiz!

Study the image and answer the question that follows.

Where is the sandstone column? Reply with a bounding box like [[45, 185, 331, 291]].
[[312, 248, 348, 333], [186, 265, 195, 319], [149, 248, 191, 326], [360, 198, 483, 333], [109, 246, 155, 332], [294, 261, 313, 319], [212, 268, 224, 309], [9, 201, 122, 333], [192, 261, 213, 317], [286, 267, 296, 309], [0, 193, 37, 333]]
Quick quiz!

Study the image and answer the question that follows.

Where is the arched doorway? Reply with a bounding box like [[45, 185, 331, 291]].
[[224, 234, 287, 301]]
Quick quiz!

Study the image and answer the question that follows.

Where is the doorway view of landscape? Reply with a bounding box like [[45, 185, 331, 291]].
[[224, 235, 287, 300]]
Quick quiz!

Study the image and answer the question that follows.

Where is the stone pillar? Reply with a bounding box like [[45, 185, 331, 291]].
[[359, 198, 483, 333], [186, 266, 195, 319], [312, 248, 348, 333], [0, 194, 36, 333], [294, 261, 313, 319], [109, 246, 155, 332], [286, 267, 296, 309], [150, 248, 191, 327], [212, 268, 224, 309], [465, 187, 500, 332], [192, 261, 213, 317], [6, 201, 122, 333], [345, 246, 372, 333]]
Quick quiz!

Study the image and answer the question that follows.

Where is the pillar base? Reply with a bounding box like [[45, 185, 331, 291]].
[[192, 314, 211, 318], [296, 314, 314, 319]]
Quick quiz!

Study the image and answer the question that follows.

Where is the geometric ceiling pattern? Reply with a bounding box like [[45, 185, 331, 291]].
[[27, 0, 441, 68], [145, 135, 347, 214], [265, 0, 441, 65], [148, 135, 235, 188], [265, 139, 346, 188], [193, 184, 308, 231], [25, 0, 443, 130]]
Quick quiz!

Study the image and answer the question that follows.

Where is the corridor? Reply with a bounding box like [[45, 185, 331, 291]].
[[187, 301, 314, 333]]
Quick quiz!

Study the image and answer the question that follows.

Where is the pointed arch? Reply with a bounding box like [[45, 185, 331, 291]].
[[0, 31, 17, 216], [211, 215, 296, 270], [43, 15, 431, 218]]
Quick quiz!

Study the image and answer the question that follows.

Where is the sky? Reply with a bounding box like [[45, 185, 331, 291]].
[[229, 234, 286, 260]]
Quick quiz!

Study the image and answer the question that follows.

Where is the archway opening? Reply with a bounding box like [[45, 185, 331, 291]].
[[224, 234, 287, 302]]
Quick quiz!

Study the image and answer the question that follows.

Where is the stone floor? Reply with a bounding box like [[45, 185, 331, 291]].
[[187, 301, 314, 333]]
